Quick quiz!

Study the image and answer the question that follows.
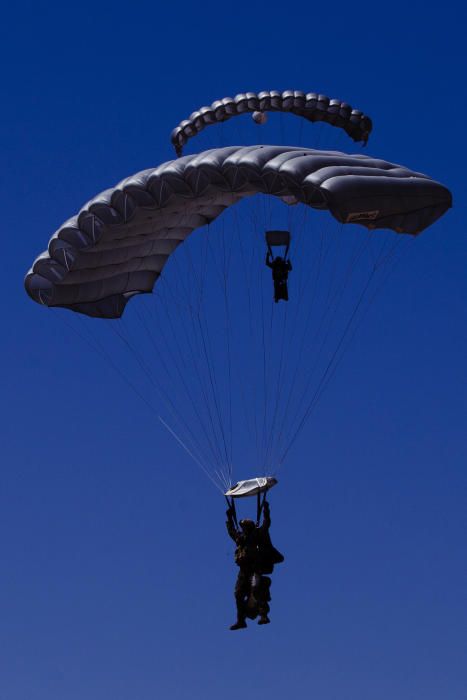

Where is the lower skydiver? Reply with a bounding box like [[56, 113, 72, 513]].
[[265, 252, 292, 302], [226, 500, 284, 630]]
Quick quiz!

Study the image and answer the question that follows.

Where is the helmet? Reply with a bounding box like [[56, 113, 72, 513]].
[[239, 518, 256, 532]]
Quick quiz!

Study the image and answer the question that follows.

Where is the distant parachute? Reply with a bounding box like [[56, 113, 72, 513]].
[[25, 145, 451, 319], [170, 91, 373, 156]]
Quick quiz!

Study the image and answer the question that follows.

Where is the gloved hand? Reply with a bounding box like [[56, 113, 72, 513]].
[[263, 500, 270, 514]]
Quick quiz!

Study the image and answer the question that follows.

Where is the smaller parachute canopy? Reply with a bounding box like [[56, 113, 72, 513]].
[[225, 477, 278, 499], [266, 230, 291, 247], [171, 90, 373, 155]]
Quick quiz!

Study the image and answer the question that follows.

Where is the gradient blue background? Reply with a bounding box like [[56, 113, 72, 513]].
[[1, 2, 466, 698]]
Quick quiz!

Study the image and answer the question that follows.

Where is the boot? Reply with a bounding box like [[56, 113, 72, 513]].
[[230, 619, 247, 630], [258, 615, 270, 625]]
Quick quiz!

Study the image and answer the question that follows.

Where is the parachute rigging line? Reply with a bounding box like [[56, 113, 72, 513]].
[[158, 416, 226, 493], [59, 310, 223, 487]]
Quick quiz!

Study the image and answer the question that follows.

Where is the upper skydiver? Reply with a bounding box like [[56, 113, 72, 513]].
[[226, 500, 284, 630], [266, 252, 292, 303]]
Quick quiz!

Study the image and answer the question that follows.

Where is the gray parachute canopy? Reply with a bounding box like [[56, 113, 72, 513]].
[[171, 91, 373, 156], [25, 145, 452, 319]]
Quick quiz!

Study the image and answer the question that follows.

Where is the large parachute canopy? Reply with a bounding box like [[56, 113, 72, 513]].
[[171, 91, 373, 156], [25, 146, 451, 318]]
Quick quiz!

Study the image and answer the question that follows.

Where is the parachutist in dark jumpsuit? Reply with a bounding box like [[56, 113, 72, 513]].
[[266, 253, 292, 302], [226, 500, 283, 630]]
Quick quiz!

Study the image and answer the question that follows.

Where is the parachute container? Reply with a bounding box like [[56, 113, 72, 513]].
[[225, 477, 278, 499]]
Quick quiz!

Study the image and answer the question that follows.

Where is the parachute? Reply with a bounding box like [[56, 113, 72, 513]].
[[171, 91, 373, 156], [25, 145, 451, 318]]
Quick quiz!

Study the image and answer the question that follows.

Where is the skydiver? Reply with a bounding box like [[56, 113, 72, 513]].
[[265, 252, 292, 302], [226, 500, 283, 630]]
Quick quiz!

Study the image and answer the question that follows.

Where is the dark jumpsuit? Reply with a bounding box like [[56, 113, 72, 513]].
[[265, 254, 292, 302], [226, 508, 273, 622]]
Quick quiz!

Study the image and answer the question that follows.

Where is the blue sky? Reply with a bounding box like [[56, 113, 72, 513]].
[[1, 2, 466, 699]]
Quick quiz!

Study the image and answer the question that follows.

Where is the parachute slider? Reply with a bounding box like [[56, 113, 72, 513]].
[[265, 230, 291, 247], [225, 477, 277, 499], [266, 230, 291, 259]]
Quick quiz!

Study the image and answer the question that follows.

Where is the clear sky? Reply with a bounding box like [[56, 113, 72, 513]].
[[1, 2, 466, 699]]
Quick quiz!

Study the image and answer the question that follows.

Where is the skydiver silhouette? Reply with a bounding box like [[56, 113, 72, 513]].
[[265, 252, 292, 302], [226, 500, 284, 630]]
